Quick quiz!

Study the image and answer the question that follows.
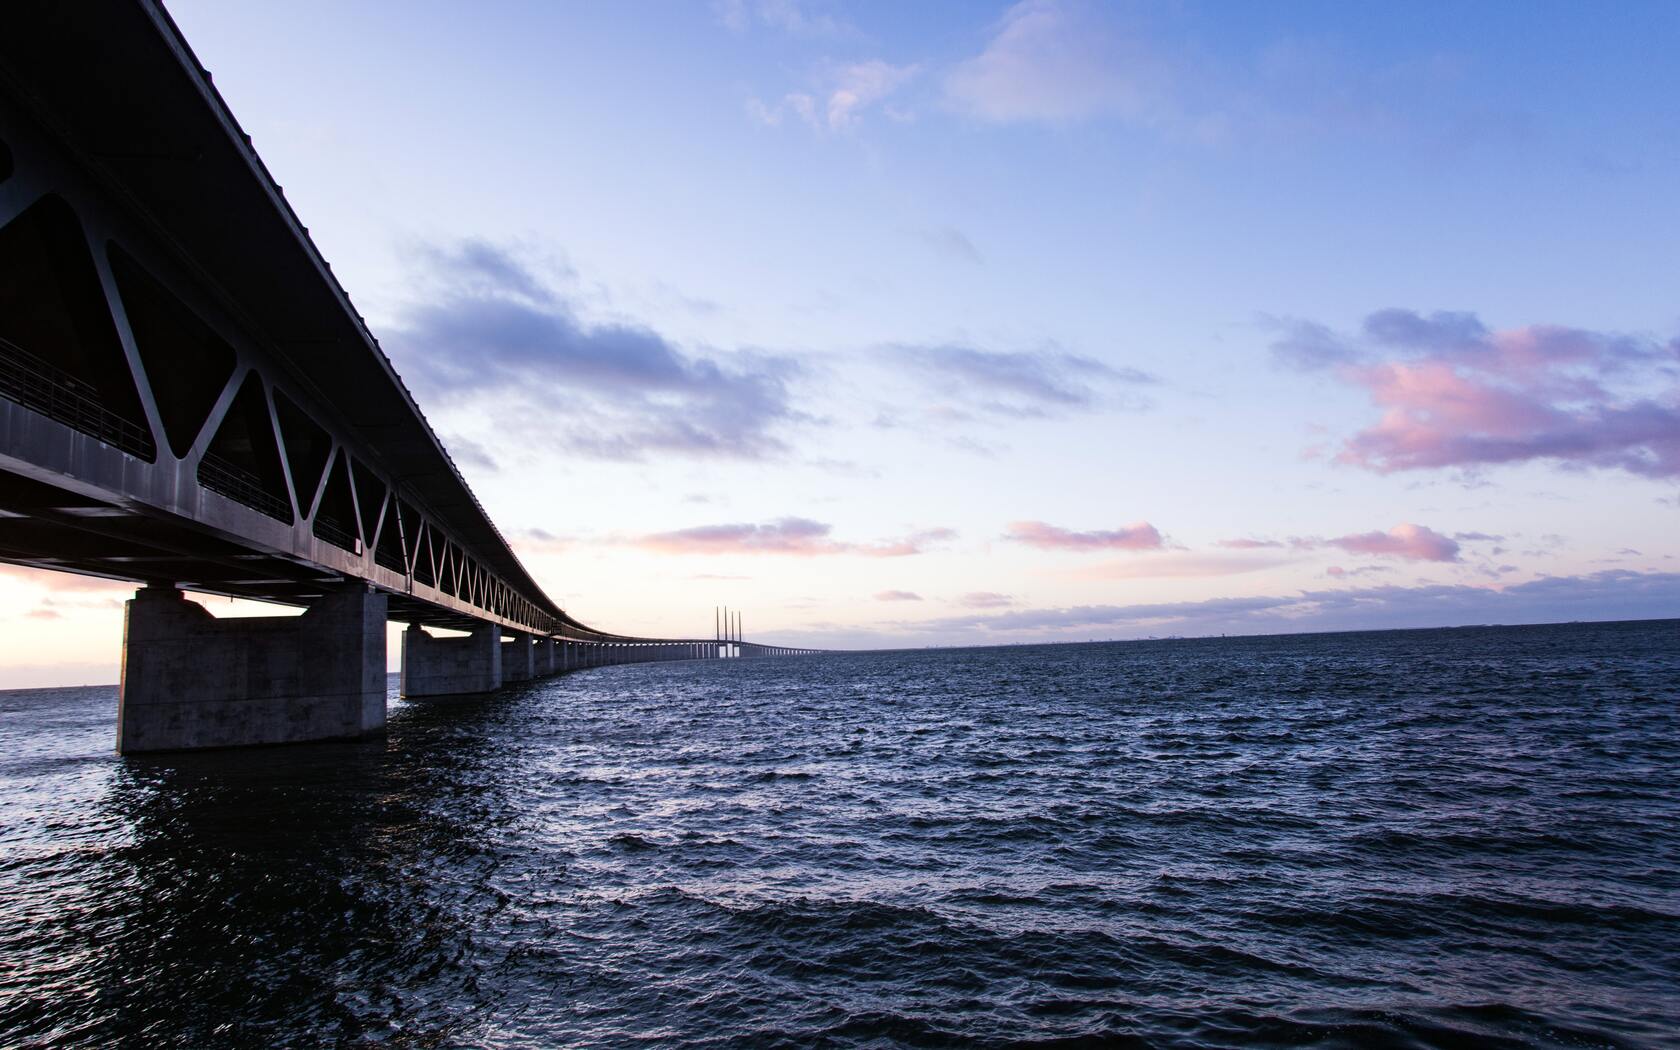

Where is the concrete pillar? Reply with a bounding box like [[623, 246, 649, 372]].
[[117, 584, 387, 753], [401, 621, 501, 696], [537, 638, 556, 676], [502, 630, 535, 682]]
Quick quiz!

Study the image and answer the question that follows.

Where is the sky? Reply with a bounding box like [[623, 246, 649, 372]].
[[4, 0, 1680, 685]]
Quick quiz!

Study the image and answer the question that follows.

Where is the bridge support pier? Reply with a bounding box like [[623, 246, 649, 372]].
[[116, 584, 387, 753], [537, 638, 556, 676], [502, 631, 535, 683], [401, 623, 501, 696]]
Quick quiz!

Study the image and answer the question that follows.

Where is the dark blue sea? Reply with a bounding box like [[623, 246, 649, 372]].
[[2, 620, 1677, 1048]]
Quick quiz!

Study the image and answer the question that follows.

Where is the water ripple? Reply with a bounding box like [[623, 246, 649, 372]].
[[1, 620, 1677, 1047]]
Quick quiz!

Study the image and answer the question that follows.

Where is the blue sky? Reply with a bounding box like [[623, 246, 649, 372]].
[[3, 0, 1678, 684]]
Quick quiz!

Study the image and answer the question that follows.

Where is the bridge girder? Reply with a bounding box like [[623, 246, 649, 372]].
[[0, 0, 821, 664], [0, 1, 664, 646]]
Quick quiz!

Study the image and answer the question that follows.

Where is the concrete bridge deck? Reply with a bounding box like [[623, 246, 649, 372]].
[[0, 1, 817, 752]]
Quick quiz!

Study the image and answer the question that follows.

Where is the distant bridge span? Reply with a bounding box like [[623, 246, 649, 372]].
[[0, 1, 816, 751]]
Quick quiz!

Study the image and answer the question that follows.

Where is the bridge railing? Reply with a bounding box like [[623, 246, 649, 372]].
[[197, 451, 294, 523], [0, 335, 155, 461]]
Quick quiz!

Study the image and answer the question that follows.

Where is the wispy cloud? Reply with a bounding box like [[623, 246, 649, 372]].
[[1267, 317, 1362, 371], [383, 239, 807, 462], [750, 59, 920, 131], [1325, 565, 1393, 579], [875, 589, 924, 602], [945, 0, 1183, 127], [909, 226, 983, 265], [714, 0, 852, 38], [0, 565, 130, 624], [1005, 520, 1164, 552], [893, 344, 1154, 419], [958, 591, 1015, 608], [631, 518, 954, 557], [510, 528, 573, 556], [1217, 537, 1286, 550], [1271, 307, 1680, 478], [441, 434, 499, 474], [827, 60, 920, 128]]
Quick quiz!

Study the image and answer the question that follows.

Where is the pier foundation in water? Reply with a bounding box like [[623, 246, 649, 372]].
[[116, 584, 386, 753]]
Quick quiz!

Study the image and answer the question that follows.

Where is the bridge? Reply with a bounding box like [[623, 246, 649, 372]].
[[0, 2, 817, 752]]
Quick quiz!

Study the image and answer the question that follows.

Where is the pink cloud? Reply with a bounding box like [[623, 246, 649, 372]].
[[1004, 520, 1164, 551], [633, 518, 953, 557], [1325, 523, 1460, 562], [1288, 309, 1680, 478], [1214, 521, 1470, 564], [874, 590, 924, 602], [958, 591, 1014, 608]]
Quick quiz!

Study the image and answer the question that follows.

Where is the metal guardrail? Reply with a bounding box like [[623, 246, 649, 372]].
[[198, 451, 293, 522], [312, 515, 360, 554], [0, 335, 156, 460], [373, 543, 407, 574]]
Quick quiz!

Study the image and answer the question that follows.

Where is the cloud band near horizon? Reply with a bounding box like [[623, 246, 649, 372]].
[[632, 518, 955, 557]]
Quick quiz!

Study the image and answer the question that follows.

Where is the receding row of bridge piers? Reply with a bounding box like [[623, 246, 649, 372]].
[[116, 584, 813, 754]]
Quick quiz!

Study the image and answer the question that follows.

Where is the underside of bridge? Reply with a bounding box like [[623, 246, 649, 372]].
[[0, 1, 816, 752]]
